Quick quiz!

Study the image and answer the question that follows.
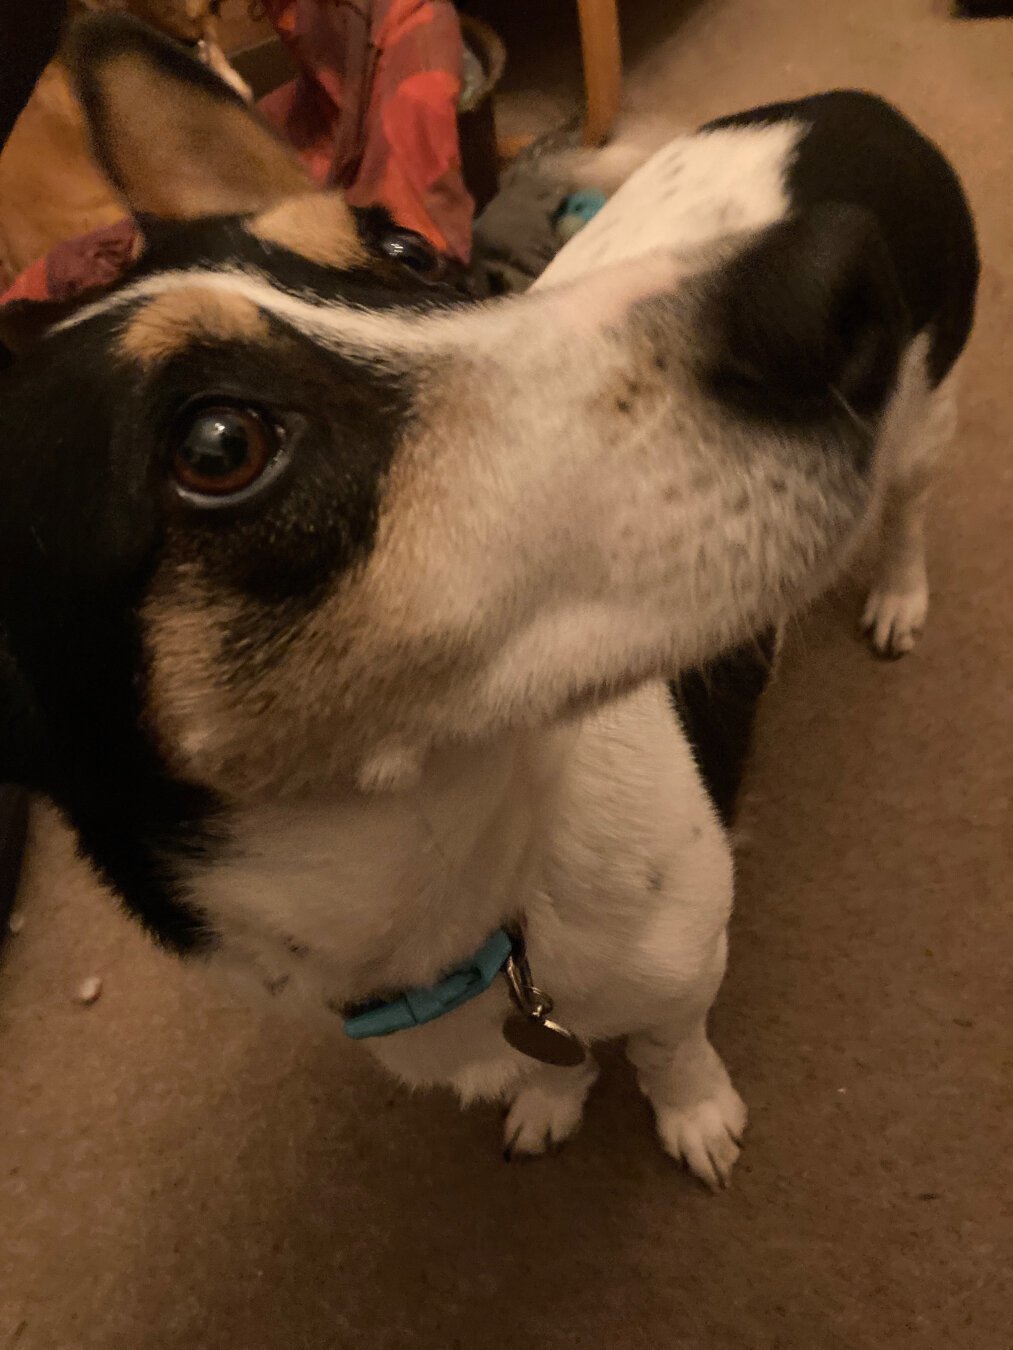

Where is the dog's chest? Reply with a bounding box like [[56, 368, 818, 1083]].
[[192, 685, 731, 1029], [193, 734, 541, 1009]]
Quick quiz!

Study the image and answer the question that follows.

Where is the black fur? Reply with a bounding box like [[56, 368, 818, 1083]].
[[702, 202, 907, 438], [953, 1, 1013, 17], [134, 213, 475, 308], [0, 214, 432, 949], [0, 316, 222, 950], [704, 91, 979, 387], [0, 57, 978, 949], [670, 630, 778, 827], [0, 146, 481, 946], [152, 328, 414, 606], [0, 786, 28, 949]]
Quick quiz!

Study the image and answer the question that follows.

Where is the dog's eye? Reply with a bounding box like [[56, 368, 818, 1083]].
[[170, 405, 281, 500], [379, 229, 443, 278]]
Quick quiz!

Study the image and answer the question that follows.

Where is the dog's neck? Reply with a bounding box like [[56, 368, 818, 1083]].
[[197, 725, 578, 1005]]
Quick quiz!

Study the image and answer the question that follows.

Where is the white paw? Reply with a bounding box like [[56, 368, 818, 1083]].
[[861, 583, 928, 659], [503, 1069, 594, 1159], [654, 1081, 748, 1190]]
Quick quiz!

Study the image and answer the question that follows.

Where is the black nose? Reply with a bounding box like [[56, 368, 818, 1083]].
[[702, 205, 906, 441]]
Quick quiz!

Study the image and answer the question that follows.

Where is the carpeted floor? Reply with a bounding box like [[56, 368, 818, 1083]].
[[2, 2, 1011, 1347]]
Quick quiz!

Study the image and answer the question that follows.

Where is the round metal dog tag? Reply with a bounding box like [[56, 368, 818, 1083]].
[[501, 935, 586, 1067], [502, 1011, 587, 1067]]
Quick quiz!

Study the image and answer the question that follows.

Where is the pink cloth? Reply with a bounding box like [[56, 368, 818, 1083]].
[[1, 218, 137, 305], [259, 0, 472, 261], [0, 0, 472, 308]]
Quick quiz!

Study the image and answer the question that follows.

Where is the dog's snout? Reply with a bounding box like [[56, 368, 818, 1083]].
[[546, 253, 685, 335]]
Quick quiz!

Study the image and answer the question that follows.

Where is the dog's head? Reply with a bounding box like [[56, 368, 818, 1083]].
[[0, 18, 907, 947]]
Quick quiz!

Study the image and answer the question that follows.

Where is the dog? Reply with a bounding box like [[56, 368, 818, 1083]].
[[0, 1, 251, 288], [555, 96, 978, 660], [0, 17, 977, 1186]]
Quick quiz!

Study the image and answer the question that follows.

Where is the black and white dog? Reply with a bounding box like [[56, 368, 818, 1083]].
[[0, 18, 976, 1186]]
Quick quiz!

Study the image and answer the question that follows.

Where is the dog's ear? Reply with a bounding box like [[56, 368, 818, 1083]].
[[65, 14, 310, 220], [704, 202, 908, 422]]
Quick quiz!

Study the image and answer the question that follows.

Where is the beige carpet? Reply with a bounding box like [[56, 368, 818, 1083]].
[[2, 1, 1012, 1346]]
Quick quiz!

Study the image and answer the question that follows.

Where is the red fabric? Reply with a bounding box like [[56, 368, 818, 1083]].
[[0, 0, 472, 308], [259, 0, 472, 261], [1, 255, 50, 305], [1, 218, 138, 306]]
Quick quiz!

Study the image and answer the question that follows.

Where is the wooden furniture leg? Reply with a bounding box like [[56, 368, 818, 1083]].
[[576, 0, 622, 145], [495, 0, 623, 165]]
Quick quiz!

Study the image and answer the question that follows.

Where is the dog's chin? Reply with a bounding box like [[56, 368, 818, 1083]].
[[179, 682, 634, 806], [355, 742, 426, 794], [349, 675, 649, 796], [557, 669, 651, 723]]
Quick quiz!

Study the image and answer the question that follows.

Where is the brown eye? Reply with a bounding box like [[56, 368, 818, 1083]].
[[170, 405, 281, 499]]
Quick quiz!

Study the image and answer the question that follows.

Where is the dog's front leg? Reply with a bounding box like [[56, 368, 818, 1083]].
[[502, 1057, 600, 1159], [624, 933, 745, 1189], [627, 1020, 746, 1190]]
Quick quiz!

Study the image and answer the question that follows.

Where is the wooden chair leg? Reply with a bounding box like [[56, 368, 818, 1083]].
[[576, 0, 622, 146]]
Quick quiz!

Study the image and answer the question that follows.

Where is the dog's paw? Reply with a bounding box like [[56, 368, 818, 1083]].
[[503, 1064, 597, 1159], [861, 582, 929, 659], [654, 1081, 747, 1190]]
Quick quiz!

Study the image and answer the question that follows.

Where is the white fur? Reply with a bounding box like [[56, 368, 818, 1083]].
[[56, 250, 686, 356], [539, 122, 801, 284], [151, 118, 941, 1183], [546, 119, 954, 660], [199, 685, 743, 1184], [863, 352, 958, 655], [553, 110, 684, 196], [136, 238, 870, 811]]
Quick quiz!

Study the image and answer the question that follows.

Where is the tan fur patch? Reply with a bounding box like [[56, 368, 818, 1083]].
[[0, 63, 125, 288], [119, 288, 266, 366], [142, 570, 233, 778], [94, 51, 308, 219], [248, 194, 366, 270]]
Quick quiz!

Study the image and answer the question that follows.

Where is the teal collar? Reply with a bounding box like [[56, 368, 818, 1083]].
[[342, 928, 513, 1041]]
